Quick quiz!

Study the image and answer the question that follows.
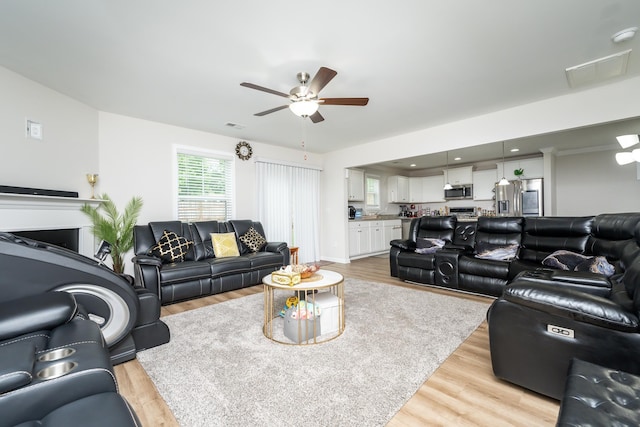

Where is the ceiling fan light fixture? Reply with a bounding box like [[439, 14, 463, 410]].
[[616, 152, 635, 165], [616, 134, 640, 149], [289, 100, 319, 117]]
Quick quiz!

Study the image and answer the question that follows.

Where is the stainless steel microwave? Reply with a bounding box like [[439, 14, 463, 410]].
[[444, 185, 473, 200]]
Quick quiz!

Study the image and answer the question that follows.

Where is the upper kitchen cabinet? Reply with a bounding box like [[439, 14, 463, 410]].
[[408, 177, 424, 203], [473, 169, 497, 200], [443, 166, 473, 185], [388, 175, 409, 203], [497, 157, 544, 180], [422, 175, 445, 202], [347, 169, 365, 201]]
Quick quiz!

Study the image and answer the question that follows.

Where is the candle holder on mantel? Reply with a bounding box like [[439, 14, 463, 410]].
[[86, 174, 98, 199]]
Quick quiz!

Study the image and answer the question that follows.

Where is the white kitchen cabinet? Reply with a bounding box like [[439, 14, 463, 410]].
[[408, 177, 424, 203], [347, 169, 365, 201], [473, 169, 497, 200], [369, 221, 386, 252], [497, 157, 544, 180], [348, 221, 370, 257], [383, 220, 402, 246], [444, 166, 473, 185], [422, 175, 445, 202], [388, 175, 409, 203]]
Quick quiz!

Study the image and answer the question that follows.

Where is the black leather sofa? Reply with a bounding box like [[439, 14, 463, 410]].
[[390, 213, 640, 298], [390, 213, 640, 403], [487, 215, 640, 399], [0, 291, 140, 426], [0, 232, 170, 364], [133, 219, 289, 305]]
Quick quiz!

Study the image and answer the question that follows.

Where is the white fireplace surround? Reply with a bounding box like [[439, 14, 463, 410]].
[[0, 193, 101, 258]]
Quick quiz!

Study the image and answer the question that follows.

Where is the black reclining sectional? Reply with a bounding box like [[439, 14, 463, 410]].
[[390, 213, 640, 401], [133, 219, 289, 305]]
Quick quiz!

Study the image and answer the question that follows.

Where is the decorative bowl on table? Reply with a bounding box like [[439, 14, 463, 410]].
[[292, 263, 319, 279]]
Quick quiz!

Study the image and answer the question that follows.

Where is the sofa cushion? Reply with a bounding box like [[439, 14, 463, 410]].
[[245, 251, 284, 268], [211, 232, 240, 258], [190, 221, 221, 261], [208, 256, 252, 277], [239, 226, 267, 253], [158, 260, 212, 285], [149, 230, 194, 263]]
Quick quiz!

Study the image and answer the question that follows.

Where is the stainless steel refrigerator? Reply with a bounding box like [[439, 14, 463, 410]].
[[495, 178, 543, 217]]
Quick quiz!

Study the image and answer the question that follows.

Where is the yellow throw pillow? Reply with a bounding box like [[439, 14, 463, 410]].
[[211, 232, 240, 258]]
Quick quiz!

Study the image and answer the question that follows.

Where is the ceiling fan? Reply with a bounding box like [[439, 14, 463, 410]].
[[240, 67, 369, 123]]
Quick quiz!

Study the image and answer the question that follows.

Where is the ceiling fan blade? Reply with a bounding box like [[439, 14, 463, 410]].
[[309, 111, 324, 123], [254, 105, 290, 116], [319, 97, 369, 106], [308, 67, 337, 95], [240, 82, 290, 98]]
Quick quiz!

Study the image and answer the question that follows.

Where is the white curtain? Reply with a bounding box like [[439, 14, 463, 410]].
[[256, 161, 321, 263]]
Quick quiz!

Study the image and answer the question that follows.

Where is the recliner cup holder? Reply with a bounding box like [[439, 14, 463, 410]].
[[37, 347, 76, 362], [37, 361, 78, 380]]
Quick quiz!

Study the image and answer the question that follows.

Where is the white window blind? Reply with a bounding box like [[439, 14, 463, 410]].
[[176, 151, 233, 222]]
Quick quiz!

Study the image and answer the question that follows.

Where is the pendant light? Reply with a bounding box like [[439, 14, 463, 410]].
[[498, 141, 510, 186], [443, 151, 453, 190]]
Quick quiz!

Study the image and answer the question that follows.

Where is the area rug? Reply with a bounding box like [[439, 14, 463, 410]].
[[137, 279, 490, 426]]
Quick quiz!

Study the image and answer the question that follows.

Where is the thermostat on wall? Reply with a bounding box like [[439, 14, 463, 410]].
[[25, 119, 43, 140]]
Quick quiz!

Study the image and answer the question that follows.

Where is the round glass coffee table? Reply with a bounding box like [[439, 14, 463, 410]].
[[262, 269, 345, 345]]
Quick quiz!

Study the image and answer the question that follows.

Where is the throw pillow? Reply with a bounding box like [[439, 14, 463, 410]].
[[211, 232, 240, 258], [148, 230, 193, 263], [415, 237, 445, 255], [542, 250, 590, 270], [475, 243, 519, 261], [239, 226, 267, 253], [574, 256, 616, 277]]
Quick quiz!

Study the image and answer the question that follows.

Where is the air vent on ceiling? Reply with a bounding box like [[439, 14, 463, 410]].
[[225, 122, 246, 130], [565, 49, 632, 88]]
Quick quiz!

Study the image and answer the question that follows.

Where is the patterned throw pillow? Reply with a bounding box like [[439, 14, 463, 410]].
[[239, 226, 267, 253], [211, 232, 240, 258], [149, 230, 193, 263]]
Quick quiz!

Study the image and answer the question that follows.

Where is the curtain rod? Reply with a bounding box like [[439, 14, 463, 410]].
[[254, 157, 323, 171]]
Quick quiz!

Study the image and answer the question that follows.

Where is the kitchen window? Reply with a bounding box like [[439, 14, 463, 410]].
[[366, 175, 380, 209], [175, 148, 234, 222]]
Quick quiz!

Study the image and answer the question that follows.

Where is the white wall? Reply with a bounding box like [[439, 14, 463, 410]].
[[0, 66, 98, 196], [98, 112, 323, 272], [555, 149, 640, 216]]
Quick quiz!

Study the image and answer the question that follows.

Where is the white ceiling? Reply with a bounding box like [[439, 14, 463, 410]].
[[0, 1, 639, 162]]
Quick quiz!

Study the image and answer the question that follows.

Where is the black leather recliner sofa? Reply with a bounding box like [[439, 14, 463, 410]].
[[488, 215, 640, 399], [0, 291, 140, 426], [390, 213, 640, 298], [133, 219, 289, 305], [0, 232, 170, 364]]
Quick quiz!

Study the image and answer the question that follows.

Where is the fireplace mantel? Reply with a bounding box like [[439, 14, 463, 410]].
[[0, 193, 102, 257]]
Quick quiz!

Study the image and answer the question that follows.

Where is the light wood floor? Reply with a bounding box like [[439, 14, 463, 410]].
[[115, 256, 560, 426]]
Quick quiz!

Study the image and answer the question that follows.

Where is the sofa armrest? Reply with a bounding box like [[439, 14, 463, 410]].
[[503, 282, 639, 332], [132, 254, 163, 267], [264, 241, 287, 253], [0, 292, 78, 341], [0, 340, 36, 393], [390, 239, 415, 251]]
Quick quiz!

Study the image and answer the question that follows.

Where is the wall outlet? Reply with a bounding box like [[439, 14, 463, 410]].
[[26, 119, 43, 140]]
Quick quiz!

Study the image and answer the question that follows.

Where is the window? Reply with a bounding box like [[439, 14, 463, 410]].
[[366, 175, 380, 208], [176, 149, 234, 222]]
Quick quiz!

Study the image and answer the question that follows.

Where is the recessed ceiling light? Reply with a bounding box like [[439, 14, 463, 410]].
[[612, 27, 638, 43], [510, 148, 519, 152], [410, 163, 416, 167], [454, 157, 461, 161]]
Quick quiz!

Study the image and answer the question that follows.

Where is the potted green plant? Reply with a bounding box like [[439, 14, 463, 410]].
[[81, 193, 143, 274]]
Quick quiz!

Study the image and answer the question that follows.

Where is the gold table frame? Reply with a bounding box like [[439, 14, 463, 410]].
[[263, 269, 345, 345]]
